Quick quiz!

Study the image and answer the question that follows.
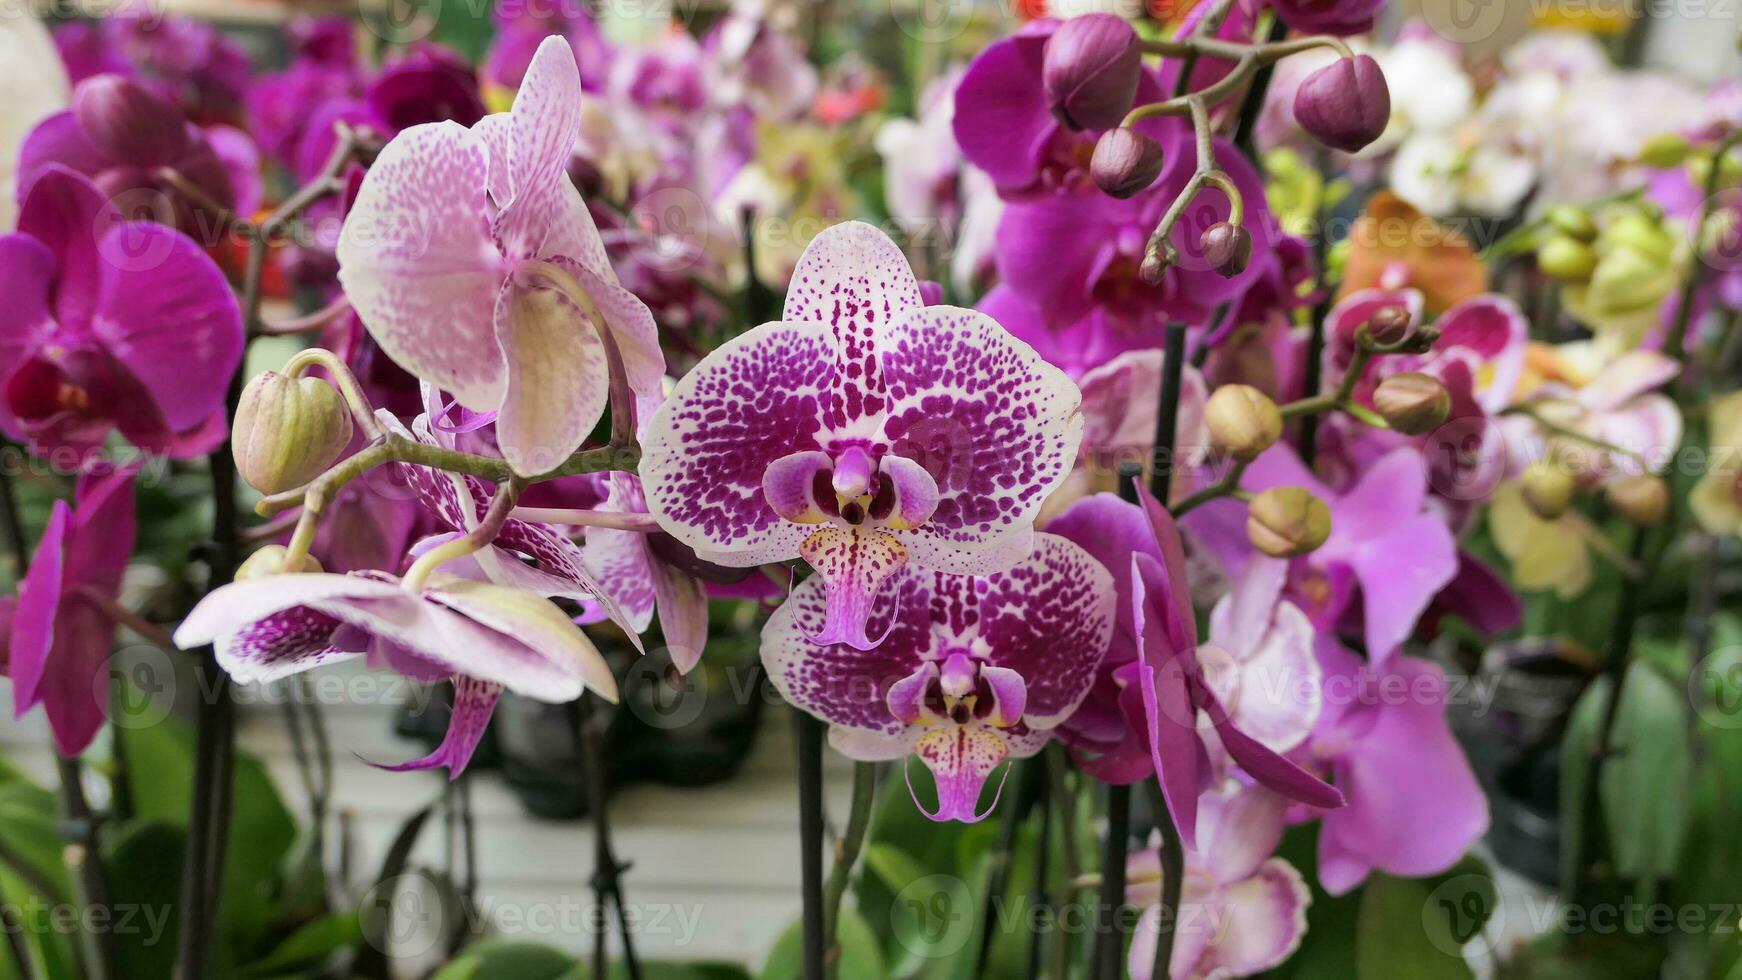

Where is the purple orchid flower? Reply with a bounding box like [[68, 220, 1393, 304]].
[[19, 73, 250, 236], [577, 471, 710, 672], [763, 534, 1114, 822], [175, 568, 618, 778], [336, 35, 663, 478], [7, 463, 138, 757], [1266, 0, 1387, 36], [247, 17, 365, 166], [1187, 444, 1459, 665], [640, 220, 1084, 650], [1306, 640, 1489, 894], [0, 166, 242, 459], [1127, 784, 1310, 980], [54, 8, 252, 125], [1047, 489, 1340, 847]]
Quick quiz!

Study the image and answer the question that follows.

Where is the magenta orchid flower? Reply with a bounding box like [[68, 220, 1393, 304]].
[[7, 463, 138, 756], [577, 471, 710, 672], [1266, 0, 1386, 36], [1128, 784, 1310, 980], [641, 221, 1084, 650], [175, 568, 617, 778], [1305, 640, 1489, 894], [762, 534, 1113, 822], [337, 35, 663, 477], [1326, 288, 1528, 419], [0, 166, 242, 459], [1187, 444, 1459, 665], [1047, 489, 1340, 847]]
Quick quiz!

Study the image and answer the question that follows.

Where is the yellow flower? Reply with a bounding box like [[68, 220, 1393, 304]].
[[1691, 391, 1742, 537], [1489, 481, 1593, 598]]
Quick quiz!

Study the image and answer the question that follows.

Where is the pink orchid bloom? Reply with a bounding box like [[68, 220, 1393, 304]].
[[1047, 489, 1340, 847], [1200, 555, 1322, 761], [1306, 640, 1489, 894], [7, 462, 137, 756], [1502, 348, 1683, 481], [1325, 288, 1528, 418], [762, 534, 1113, 823], [641, 221, 1084, 650], [1128, 784, 1311, 980], [174, 568, 617, 778], [336, 35, 663, 477], [0, 166, 242, 459], [1186, 445, 1459, 665], [577, 470, 710, 672]]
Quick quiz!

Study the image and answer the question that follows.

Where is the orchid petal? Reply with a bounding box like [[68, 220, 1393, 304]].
[[1197, 679, 1342, 809], [1132, 552, 1202, 849], [1348, 512, 1457, 663], [887, 661, 938, 725], [910, 726, 1011, 823], [799, 525, 908, 651], [377, 675, 503, 779], [649, 558, 710, 673], [1581, 349, 1677, 411], [422, 575, 617, 702], [980, 533, 1114, 724], [336, 121, 505, 412], [217, 606, 356, 685], [16, 166, 117, 330], [0, 235, 57, 384], [875, 454, 939, 530], [981, 664, 1028, 728], [1195, 862, 1312, 978], [762, 451, 834, 524], [8, 500, 68, 719], [641, 321, 833, 565], [492, 279, 610, 477], [879, 305, 1083, 573]]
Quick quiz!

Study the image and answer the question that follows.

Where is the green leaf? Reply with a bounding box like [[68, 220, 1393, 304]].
[[1355, 874, 1476, 980], [100, 821, 186, 980], [429, 940, 578, 980], [861, 843, 928, 896], [241, 912, 363, 977], [759, 906, 888, 980], [1269, 823, 1359, 980]]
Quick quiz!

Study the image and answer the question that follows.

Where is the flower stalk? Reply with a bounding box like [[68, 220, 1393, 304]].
[[822, 761, 877, 980]]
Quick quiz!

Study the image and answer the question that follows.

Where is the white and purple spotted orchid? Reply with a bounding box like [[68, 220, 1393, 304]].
[[173, 570, 617, 777], [641, 221, 1084, 650], [336, 35, 663, 477], [762, 534, 1113, 822]]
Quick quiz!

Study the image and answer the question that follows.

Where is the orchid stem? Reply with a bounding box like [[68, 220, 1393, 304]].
[[576, 697, 641, 980], [1092, 784, 1132, 980], [793, 710, 827, 980], [1150, 324, 1189, 502], [258, 295, 351, 336], [822, 761, 876, 980], [975, 758, 1039, 977], [55, 758, 116, 980], [403, 478, 524, 592], [508, 508, 661, 531], [73, 586, 177, 652], [1666, 129, 1742, 362], [1172, 458, 1251, 517], [1143, 782, 1186, 980], [281, 348, 385, 442], [1045, 747, 1084, 980]]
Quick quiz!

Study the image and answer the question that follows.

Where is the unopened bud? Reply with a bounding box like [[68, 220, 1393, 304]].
[[1091, 127, 1165, 199], [1139, 249, 1168, 284], [1363, 305, 1414, 345], [1247, 486, 1332, 558], [1200, 222, 1253, 278], [1605, 474, 1668, 527], [1204, 384, 1282, 462], [1372, 372, 1450, 435], [1292, 54, 1391, 154], [1602, 212, 1676, 264], [1520, 458, 1577, 520], [1539, 235, 1598, 281], [1637, 132, 1692, 169], [72, 74, 190, 163], [1545, 204, 1597, 242], [236, 544, 324, 580], [233, 370, 354, 495], [1042, 14, 1142, 132]]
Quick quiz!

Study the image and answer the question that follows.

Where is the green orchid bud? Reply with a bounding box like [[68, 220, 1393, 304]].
[[1606, 474, 1669, 527], [1545, 204, 1597, 242], [1637, 133, 1692, 169], [236, 544, 324, 580], [1539, 235, 1598, 281], [1600, 212, 1676, 265], [1587, 245, 1675, 316], [1247, 487, 1332, 558], [1521, 458, 1577, 520], [1205, 384, 1282, 462], [1372, 372, 1451, 435], [233, 370, 354, 495]]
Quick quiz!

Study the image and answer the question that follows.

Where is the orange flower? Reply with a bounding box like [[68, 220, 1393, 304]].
[[1338, 191, 1488, 316]]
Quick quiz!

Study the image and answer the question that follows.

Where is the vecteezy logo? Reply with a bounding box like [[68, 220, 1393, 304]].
[[892, 875, 974, 958]]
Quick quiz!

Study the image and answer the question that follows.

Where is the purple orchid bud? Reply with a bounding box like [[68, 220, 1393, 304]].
[[1091, 126, 1165, 199], [1200, 222, 1254, 278], [73, 74, 192, 164], [1363, 304, 1414, 345], [1292, 54, 1391, 154], [1042, 13, 1142, 132]]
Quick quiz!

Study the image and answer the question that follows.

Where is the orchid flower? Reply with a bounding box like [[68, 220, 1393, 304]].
[[0, 167, 243, 459], [576, 471, 710, 672], [0, 9, 68, 230], [762, 534, 1114, 822], [7, 463, 138, 757], [1305, 640, 1489, 894], [641, 220, 1083, 650], [1200, 556, 1323, 762], [1047, 490, 1340, 847], [1505, 345, 1683, 480], [336, 35, 663, 478], [175, 569, 617, 778], [1127, 784, 1310, 980], [1185, 445, 1458, 665]]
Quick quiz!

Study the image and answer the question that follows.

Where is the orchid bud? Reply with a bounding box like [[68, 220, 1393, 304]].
[[1546, 204, 1597, 242], [1200, 222, 1253, 278], [1139, 250, 1168, 284], [1605, 474, 1669, 527], [1363, 305, 1414, 345], [1539, 235, 1598, 281], [1204, 384, 1282, 462], [1292, 54, 1391, 154], [1372, 372, 1450, 435], [1042, 14, 1142, 132], [233, 370, 354, 495], [1521, 458, 1577, 520], [1091, 127, 1165, 199], [1602, 212, 1676, 264], [1637, 132, 1692, 169], [1247, 487, 1332, 558], [236, 544, 324, 580], [72, 74, 190, 163]]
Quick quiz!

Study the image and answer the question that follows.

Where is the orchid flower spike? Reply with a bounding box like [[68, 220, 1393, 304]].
[[641, 221, 1084, 649], [337, 35, 663, 478], [763, 534, 1114, 822]]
